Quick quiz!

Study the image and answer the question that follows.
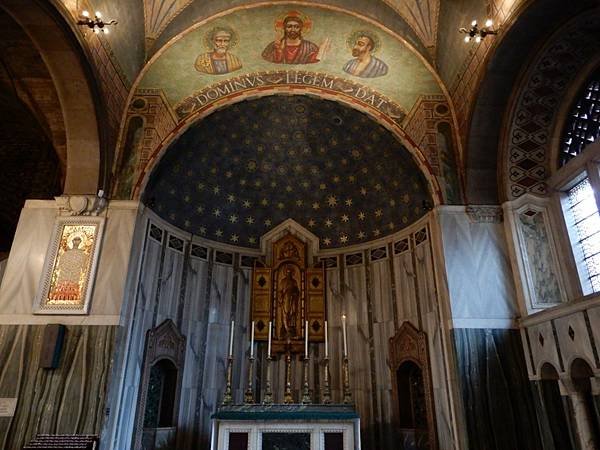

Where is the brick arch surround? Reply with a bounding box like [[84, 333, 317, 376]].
[[503, 10, 600, 200]]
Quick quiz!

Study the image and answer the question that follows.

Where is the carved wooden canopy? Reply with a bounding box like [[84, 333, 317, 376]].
[[251, 233, 325, 354]]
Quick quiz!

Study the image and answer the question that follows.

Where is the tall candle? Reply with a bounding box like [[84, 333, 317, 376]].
[[250, 320, 255, 358], [229, 320, 235, 358], [324, 320, 329, 359], [342, 314, 348, 357], [267, 321, 272, 358], [305, 320, 309, 358]]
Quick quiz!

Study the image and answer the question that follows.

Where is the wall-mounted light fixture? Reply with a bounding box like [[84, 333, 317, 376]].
[[459, 19, 497, 43], [77, 10, 117, 34]]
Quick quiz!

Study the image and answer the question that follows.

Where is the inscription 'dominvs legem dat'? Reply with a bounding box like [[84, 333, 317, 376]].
[[174, 70, 406, 122]]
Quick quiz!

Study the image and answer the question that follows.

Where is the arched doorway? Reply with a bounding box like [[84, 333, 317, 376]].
[[134, 320, 186, 450], [389, 322, 436, 450], [568, 358, 600, 449], [537, 363, 574, 450]]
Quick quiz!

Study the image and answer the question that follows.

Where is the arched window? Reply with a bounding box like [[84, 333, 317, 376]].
[[553, 67, 600, 296], [560, 67, 600, 166]]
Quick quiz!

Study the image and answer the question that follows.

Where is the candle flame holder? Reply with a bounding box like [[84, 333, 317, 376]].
[[342, 356, 352, 404], [222, 356, 234, 405], [244, 356, 255, 404], [301, 357, 312, 404], [263, 356, 273, 405], [322, 357, 332, 404]]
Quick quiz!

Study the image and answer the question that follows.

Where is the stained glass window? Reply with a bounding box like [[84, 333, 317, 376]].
[[567, 177, 600, 293], [560, 69, 600, 166]]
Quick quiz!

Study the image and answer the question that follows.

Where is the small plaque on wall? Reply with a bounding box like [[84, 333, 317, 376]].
[[0, 398, 17, 417]]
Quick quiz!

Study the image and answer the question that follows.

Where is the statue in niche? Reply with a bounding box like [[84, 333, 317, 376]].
[[278, 264, 301, 338], [250, 233, 325, 354]]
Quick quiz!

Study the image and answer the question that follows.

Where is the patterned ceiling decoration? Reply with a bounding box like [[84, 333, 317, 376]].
[[143, 0, 192, 50], [505, 11, 600, 199], [383, 0, 439, 53], [143, 95, 431, 249]]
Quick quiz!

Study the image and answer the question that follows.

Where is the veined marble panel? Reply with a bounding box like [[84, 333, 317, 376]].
[[393, 251, 419, 328], [526, 322, 562, 378], [453, 329, 542, 450], [554, 312, 596, 374], [438, 208, 518, 323], [102, 211, 462, 450], [0, 200, 138, 322], [0, 325, 115, 450]]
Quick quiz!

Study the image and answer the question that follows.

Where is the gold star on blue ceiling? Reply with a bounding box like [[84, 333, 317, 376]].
[[144, 95, 431, 249]]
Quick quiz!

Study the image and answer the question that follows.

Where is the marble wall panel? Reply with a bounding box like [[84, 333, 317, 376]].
[[0, 200, 138, 322], [343, 262, 375, 446], [527, 322, 563, 377], [515, 210, 563, 307], [554, 312, 597, 374], [453, 328, 542, 450], [586, 306, 600, 370], [393, 251, 419, 328], [102, 212, 463, 450], [0, 325, 115, 450], [91, 204, 139, 316], [414, 236, 455, 449], [0, 204, 56, 315], [438, 208, 518, 323]]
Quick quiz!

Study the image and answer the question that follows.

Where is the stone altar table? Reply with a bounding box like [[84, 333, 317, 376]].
[[210, 404, 360, 450]]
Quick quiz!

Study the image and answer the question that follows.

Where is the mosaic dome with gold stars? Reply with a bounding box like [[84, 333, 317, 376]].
[[143, 95, 431, 248]]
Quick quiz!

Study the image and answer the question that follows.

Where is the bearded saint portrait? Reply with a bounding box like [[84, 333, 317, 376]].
[[262, 12, 331, 64]]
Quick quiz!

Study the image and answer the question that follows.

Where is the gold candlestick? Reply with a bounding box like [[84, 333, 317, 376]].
[[322, 357, 331, 404], [342, 356, 352, 404], [244, 356, 255, 404], [301, 357, 311, 404], [222, 356, 234, 405], [263, 356, 273, 405], [284, 351, 293, 404]]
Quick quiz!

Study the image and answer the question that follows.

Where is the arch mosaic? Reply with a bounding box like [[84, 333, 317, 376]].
[[114, 3, 459, 204]]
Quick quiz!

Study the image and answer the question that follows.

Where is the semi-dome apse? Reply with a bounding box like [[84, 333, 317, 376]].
[[143, 95, 431, 248]]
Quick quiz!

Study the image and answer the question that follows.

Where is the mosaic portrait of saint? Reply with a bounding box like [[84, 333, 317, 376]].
[[262, 11, 331, 64], [195, 25, 242, 75], [47, 225, 96, 305], [343, 31, 388, 78]]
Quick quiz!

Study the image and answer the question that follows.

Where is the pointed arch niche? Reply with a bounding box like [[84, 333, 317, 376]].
[[389, 321, 437, 450], [133, 319, 186, 450]]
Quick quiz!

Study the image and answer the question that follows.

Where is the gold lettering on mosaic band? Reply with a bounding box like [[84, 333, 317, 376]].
[[175, 70, 400, 122]]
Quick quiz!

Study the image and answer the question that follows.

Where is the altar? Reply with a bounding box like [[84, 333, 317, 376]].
[[210, 404, 360, 450], [211, 233, 361, 450]]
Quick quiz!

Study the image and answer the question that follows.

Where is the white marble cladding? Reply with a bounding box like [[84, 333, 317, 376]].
[[436, 206, 519, 327], [0, 199, 139, 324], [101, 208, 461, 450], [520, 293, 600, 380], [503, 194, 568, 315]]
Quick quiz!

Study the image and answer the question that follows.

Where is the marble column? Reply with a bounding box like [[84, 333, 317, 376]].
[[560, 378, 598, 450]]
